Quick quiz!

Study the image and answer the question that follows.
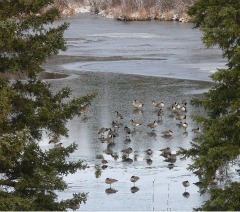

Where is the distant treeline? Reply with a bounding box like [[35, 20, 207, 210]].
[[53, 0, 196, 21]]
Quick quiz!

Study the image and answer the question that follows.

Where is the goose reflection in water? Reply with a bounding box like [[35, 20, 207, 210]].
[[105, 188, 118, 195], [134, 153, 139, 162], [110, 152, 119, 160], [122, 156, 133, 164], [162, 130, 173, 138], [103, 148, 113, 155], [68, 203, 80, 211], [131, 186, 140, 194], [103, 143, 115, 155], [132, 108, 143, 115], [124, 126, 131, 141], [167, 163, 175, 170], [182, 131, 188, 137], [147, 131, 157, 140], [125, 158, 133, 164], [146, 158, 153, 165], [182, 191, 190, 198], [130, 128, 137, 137], [81, 116, 91, 123], [101, 164, 108, 170], [124, 137, 131, 143], [107, 142, 116, 149]]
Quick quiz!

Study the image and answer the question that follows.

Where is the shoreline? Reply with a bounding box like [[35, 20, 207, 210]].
[[43, 69, 215, 84], [47, 1, 192, 23], [42, 67, 215, 97], [43, 55, 215, 84]]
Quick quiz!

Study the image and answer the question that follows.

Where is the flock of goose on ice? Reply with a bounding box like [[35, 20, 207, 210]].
[[95, 99, 204, 195], [48, 98, 220, 210]]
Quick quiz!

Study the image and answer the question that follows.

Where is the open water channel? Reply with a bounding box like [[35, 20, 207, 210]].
[[42, 12, 227, 211]]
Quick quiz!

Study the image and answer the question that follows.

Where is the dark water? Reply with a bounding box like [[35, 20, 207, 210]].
[[41, 13, 225, 211], [46, 12, 226, 82]]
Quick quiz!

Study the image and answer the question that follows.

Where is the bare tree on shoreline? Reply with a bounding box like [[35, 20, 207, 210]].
[[53, 0, 196, 21]]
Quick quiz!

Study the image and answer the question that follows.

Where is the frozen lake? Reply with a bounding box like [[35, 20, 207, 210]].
[[42, 13, 226, 211]]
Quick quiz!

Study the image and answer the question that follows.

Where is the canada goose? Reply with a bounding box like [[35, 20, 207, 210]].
[[192, 127, 201, 133], [159, 147, 171, 157], [157, 108, 164, 120], [112, 120, 120, 130], [146, 148, 153, 155], [101, 159, 108, 164], [121, 147, 133, 156], [176, 114, 186, 121], [81, 104, 89, 115], [168, 105, 176, 113], [124, 128, 131, 142], [108, 128, 117, 137], [133, 99, 144, 108], [68, 203, 80, 211], [182, 122, 188, 131], [210, 177, 218, 185], [180, 106, 187, 112], [160, 147, 171, 153], [193, 168, 204, 176], [54, 142, 63, 149], [152, 100, 164, 108], [105, 178, 118, 188], [182, 180, 190, 191], [98, 127, 108, 137], [101, 134, 114, 143], [147, 120, 158, 131], [162, 130, 173, 137], [165, 153, 177, 164], [124, 126, 131, 137], [193, 181, 203, 187], [130, 119, 141, 128], [175, 103, 181, 109], [182, 99, 187, 105], [115, 111, 123, 120], [49, 135, 60, 144], [130, 175, 140, 186]]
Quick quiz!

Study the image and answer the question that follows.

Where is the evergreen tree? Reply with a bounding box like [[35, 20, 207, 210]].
[[178, 0, 240, 210], [0, 0, 95, 210]]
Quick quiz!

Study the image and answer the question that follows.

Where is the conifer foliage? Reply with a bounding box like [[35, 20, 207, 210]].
[[0, 0, 95, 210], [178, 0, 240, 210]]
